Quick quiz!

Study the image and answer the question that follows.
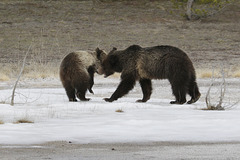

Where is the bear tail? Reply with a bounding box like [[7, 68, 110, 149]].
[[187, 74, 201, 104]]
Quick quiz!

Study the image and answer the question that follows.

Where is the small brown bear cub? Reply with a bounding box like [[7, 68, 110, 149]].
[[60, 48, 106, 101], [98, 45, 201, 104]]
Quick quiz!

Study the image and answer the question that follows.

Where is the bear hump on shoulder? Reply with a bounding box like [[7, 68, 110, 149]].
[[126, 45, 142, 51], [108, 47, 117, 55]]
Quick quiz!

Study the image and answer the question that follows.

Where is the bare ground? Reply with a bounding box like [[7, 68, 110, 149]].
[[0, 0, 240, 79], [1, 141, 240, 160]]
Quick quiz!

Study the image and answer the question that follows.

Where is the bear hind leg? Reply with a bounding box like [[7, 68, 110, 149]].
[[187, 81, 201, 104], [76, 91, 90, 101], [76, 87, 90, 101], [137, 78, 152, 103], [170, 84, 187, 105], [63, 82, 77, 102], [75, 80, 90, 101]]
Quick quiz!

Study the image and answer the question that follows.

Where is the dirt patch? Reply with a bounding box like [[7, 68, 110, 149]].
[[0, 0, 239, 78], [1, 141, 240, 160]]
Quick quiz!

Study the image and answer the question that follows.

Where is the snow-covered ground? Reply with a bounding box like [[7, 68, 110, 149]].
[[0, 76, 239, 145]]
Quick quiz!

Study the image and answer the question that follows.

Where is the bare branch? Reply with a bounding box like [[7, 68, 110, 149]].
[[10, 44, 32, 106], [216, 68, 226, 109], [205, 68, 215, 109], [225, 100, 240, 109]]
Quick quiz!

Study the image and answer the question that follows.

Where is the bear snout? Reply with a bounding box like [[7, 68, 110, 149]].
[[96, 67, 104, 75]]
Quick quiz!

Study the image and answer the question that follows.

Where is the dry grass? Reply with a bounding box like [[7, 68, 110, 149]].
[[0, 100, 6, 104], [196, 69, 221, 78], [0, 64, 12, 81], [0, 120, 4, 124], [0, 63, 239, 81], [0, 72, 10, 81], [23, 63, 59, 79], [115, 109, 124, 113], [14, 118, 34, 124], [0, 63, 59, 81], [196, 68, 240, 78], [232, 69, 240, 78], [202, 106, 225, 111]]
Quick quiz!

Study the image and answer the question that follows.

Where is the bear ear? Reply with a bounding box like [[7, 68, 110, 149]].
[[96, 47, 100, 52], [96, 47, 102, 59], [109, 55, 118, 67], [96, 47, 101, 54]]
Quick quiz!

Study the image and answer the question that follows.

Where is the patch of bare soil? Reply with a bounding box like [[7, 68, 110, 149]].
[[0, 0, 239, 77], [1, 141, 240, 160]]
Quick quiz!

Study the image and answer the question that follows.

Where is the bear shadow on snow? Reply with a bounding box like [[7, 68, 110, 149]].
[[60, 48, 106, 101], [98, 45, 201, 104]]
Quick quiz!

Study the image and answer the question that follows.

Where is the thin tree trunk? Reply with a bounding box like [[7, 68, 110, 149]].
[[186, 0, 194, 20]]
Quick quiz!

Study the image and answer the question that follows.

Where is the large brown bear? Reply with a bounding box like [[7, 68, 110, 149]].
[[98, 45, 201, 104], [60, 48, 106, 101]]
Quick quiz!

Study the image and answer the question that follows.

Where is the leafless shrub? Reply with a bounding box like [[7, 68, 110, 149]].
[[204, 68, 235, 110]]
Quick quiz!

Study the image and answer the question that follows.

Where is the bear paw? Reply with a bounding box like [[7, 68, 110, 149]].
[[104, 98, 114, 102], [80, 98, 91, 101], [187, 94, 201, 104], [136, 99, 147, 103], [170, 101, 185, 105], [69, 98, 77, 102]]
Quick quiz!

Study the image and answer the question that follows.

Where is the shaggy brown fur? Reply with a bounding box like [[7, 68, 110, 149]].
[[99, 45, 201, 104], [60, 48, 106, 101]]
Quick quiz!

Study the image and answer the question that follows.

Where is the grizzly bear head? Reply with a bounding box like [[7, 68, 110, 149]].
[[97, 47, 123, 78]]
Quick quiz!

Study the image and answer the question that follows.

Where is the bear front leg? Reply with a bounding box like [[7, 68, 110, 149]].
[[88, 66, 95, 94], [104, 75, 136, 102], [137, 78, 152, 102]]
